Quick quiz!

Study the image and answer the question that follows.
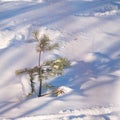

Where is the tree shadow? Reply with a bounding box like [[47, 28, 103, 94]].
[[0, 99, 29, 119], [50, 49, 120, 97], [68, 114, 85, 119], [0, 2, 47, 21]]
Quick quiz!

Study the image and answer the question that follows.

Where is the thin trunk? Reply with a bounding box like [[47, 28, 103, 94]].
[[38, 72, 42, 97], [38, 51, 41, 67], [38, 51, 42, 97], [30, 73, 35, 93]]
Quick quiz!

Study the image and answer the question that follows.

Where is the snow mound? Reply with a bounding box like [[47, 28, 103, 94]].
[[21, 75, 31, 96], [80, 75, 114, 90], [56, 86, 72, 96], [93, 4, 119, 16], [0, 26, 61, 49], [0, 25, 31, 49], [76, 3, 119, 17], [71, 61, 77, 66], [83, 52, 110, 63], [0, 30, 14, 49], [111, 70, 120, 77], [94, 9, 118, 16]]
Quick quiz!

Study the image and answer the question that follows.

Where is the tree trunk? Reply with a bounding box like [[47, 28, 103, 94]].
[[38, 51, 41, 67], [30, 73, 35, 93], [38, 71, 42, 97], [38, 51, 42, 97]]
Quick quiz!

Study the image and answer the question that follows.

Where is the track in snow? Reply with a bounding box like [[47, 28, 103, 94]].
[[15, 105, 120, 120]]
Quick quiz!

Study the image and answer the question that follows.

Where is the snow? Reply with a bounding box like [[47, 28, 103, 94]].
[[83, 52, 110, 63], [0, 0, 120, 119], [112, 70, 120, 77]]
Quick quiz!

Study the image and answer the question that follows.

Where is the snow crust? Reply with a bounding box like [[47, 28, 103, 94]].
[[0, 0, 120, 119]]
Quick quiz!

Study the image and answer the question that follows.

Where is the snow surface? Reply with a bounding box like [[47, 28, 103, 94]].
[[0, 0, 120, 119]]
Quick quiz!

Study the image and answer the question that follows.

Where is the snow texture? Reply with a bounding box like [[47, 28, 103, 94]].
[[0, 0, 120, 119]]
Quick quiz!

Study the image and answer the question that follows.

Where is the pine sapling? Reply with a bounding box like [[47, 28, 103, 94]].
[[33, 30, 59, 97]]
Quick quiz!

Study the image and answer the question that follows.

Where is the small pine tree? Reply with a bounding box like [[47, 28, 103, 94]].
[[33, 30, 59, 97], [16, 30, 70, 97]]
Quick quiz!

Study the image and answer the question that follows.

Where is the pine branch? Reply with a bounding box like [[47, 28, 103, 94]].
[[34, 33, 59, 52], [45, 43, 59, 51], [43, 57, 70, 70], [33, 30, 40, 41], [40, 34, 50, 45]]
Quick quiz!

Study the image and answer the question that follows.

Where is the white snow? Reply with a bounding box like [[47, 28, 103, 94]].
[[0, 30, 16, 49], [83, 52, 110, 63], [112, 70, 120, 77], [57, 86, 73, 95], [0, 0, 120, 119]]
